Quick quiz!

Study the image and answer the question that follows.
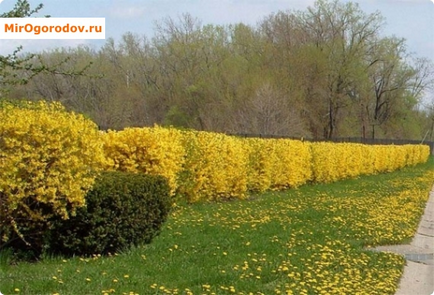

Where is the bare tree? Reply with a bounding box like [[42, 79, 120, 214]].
[[233, 83, 310, 137]]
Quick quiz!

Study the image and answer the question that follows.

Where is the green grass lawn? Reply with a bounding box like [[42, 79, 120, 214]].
[[1, 158, 433, 295]]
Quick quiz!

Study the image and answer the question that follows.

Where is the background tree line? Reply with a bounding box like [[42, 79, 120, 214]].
[[4, 0, 434, 140]]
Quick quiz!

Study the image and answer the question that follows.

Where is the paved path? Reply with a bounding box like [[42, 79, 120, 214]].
[[374, 185, 434, 295]]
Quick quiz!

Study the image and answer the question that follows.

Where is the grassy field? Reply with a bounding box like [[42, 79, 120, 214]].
[[1, 158, 433, 295]]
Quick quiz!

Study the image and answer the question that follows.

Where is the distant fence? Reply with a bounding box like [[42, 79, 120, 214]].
[[231, 133, 434, 155]]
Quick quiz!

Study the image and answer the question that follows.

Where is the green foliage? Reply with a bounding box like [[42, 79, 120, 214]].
[[0, 0, 44, 18], [44, 171, 172, 257], [0, 1, 92, 97], [0, 1, 45, 95]]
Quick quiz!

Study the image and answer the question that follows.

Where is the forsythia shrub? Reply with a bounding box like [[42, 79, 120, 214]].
[[102, 125, 430, 202], [180, 131, 249, 202], [0, 100, 105, 255], [407, 144, 430, 166], [310, 143, 367, 183], [246, 138, 273, 192], [311, 143, 430, 183], [246, 138, 312, 191], [102, 126, 184, 195], [268, 139, 312, 190], [45, 172, 172, 257]]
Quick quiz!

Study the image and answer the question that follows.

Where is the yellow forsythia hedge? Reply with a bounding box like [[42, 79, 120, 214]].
[[102, 127, 185, 195], [0, 101, 105, 243], [102, 127, 430, 202], [2, 99, 429, 217], [246, 138, 312, 191], [180, 131, 249, 202], [2, 101, 428, 245], [310, 143, 429, 183]]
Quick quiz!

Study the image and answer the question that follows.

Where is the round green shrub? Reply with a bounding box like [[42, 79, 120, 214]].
[[45, 171, 172, 257]]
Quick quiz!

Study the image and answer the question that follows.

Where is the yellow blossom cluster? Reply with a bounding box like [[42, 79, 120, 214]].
[[310, 142, 429, 183], [246, 138, 312, 192], [102, 126, 185, 195], [180, 131, 249, 202], [102, 126, 430, 202], [0, 101, 105, 242]]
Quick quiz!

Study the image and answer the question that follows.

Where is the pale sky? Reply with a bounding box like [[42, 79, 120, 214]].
[[0, 0, 433, 62]]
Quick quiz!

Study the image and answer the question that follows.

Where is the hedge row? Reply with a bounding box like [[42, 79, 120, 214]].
[[0, 101, 430, 256], [103, 126, 430, 202]]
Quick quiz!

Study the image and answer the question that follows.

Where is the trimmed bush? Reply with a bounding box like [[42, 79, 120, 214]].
[[44, 171, 172, 257]]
